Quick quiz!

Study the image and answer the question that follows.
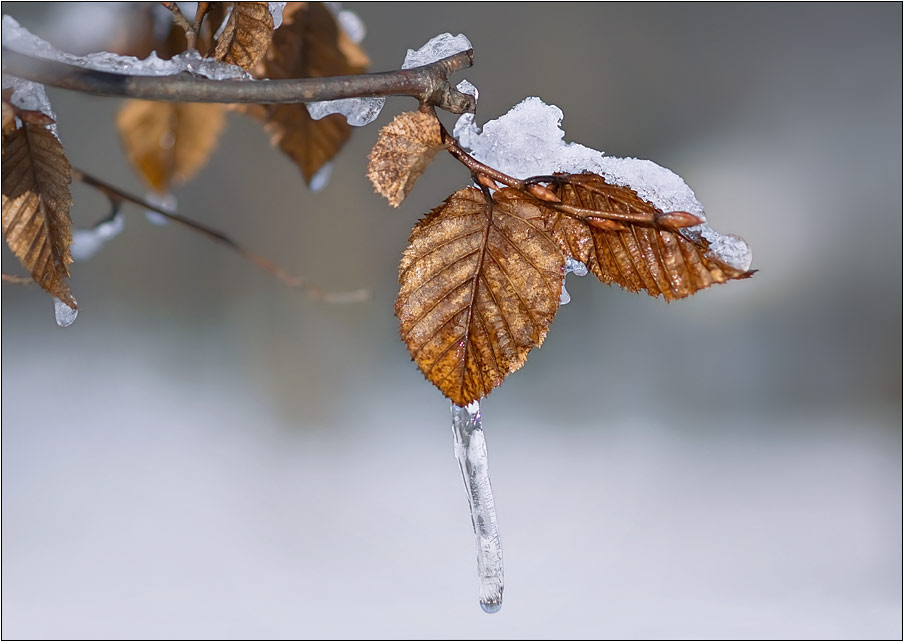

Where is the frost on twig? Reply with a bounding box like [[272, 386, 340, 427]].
[[306, 31, 473, 127], [453, 97, 753, 273], [1, 15, 249, 80], [451, 401, 504, 614]]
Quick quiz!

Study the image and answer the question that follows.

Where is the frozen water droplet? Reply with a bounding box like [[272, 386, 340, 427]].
[[559, 284, 571, 305], [269, 2, 287, 29], [451, 401, 504, 614], [565, 257, 588, 277], [144, 192, 176, 226], [480, 600, 502, 614], [53, 297, 77, 327], [309, 163, 333, 192]]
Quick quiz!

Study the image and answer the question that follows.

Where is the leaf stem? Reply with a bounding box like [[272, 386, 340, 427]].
[[70, 168, 369, 303], [0, 48, 477, 115]]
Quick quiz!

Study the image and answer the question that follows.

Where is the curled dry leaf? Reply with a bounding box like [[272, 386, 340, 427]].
[[1, 108, 76, 307], [211, 2, 275, 70], [116, 100, 226, 194], [241, 2, 368, 184], [545, 173, 753, 301], [368, 111, 444, 207], [397, 188, 565, 405]]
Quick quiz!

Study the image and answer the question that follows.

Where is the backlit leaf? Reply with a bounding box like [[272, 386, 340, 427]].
[[545, 173, 753, 300], [116, 100, 226, 194], [241, 2, 368, 184], [368, 111, 444, 207], [211, 2, 275, 70], [397, 188, 565, 405], [1, 110, 76, 307]]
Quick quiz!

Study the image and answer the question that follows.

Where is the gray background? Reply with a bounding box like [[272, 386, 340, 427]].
[[2, 3, 901, 639]]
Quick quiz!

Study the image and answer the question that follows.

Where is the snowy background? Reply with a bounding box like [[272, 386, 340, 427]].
[[2, 3, 901, 639]]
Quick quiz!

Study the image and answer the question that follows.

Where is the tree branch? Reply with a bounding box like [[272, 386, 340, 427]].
[[71, 168, 370, 303], [0, 48, 477, 114]]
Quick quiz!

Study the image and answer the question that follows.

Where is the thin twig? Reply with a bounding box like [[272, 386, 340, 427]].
[[70, 168, 369, 303], [161, 2, 196, 48], [2, 274, 34, 285], [0, 48, 477, 115]]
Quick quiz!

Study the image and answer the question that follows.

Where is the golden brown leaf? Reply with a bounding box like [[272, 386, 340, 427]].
[[2, 101, 15, 136], [1, 116, 75, 307], [397, 188, 565, 405], [544, 173, 752, 301], [211, 2, 275, 70], [367, 111, 444, 207], [116, 100, 226, 194], [240, 2, 368, 184]]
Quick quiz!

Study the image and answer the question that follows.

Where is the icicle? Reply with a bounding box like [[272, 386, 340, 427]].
[[451, 401, 503, 613]]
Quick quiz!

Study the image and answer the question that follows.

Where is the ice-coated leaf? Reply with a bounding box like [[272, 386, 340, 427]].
[[397, 188, 565, 405], [545, 173, 754, 300], [1, 107, 76, 308], [241, 2, 367, 185], [367, 111, 444, 207], [116, 100, 226, 194], [211, 2, 275, 71]]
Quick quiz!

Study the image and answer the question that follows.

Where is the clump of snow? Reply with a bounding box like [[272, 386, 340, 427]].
[[2, 15, 249, 80], [268, 2, 287, 29], [402, 33, 472, 70], [71, 213, 125, 261], [454, 97, 752, 271], [53, 297, 78, 327], [307, 32, 474, 129]]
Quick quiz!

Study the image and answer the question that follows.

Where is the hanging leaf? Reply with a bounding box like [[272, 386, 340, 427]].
[[397, 188, 565, 405], [241, 2, 368, 184], [368, 111, 444, 207], [211, 2, 275, 70], [116, 100, 226, 194], [1, 109, 76, 307], [544, 173, 753, 301]]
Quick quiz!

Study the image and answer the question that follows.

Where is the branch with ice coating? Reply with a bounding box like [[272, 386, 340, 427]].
[[0, 19, 476, 116]]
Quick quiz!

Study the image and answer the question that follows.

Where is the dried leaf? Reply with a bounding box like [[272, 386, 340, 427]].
[[397, 188, 565, 405], [546, 173, 753, 300], [368, 111, 444, 207], [2, 101, 15, 136], [116, 100, 226, 194], [241, 2, 368, 184], [211, 2, 275, 70], [1, 115, 75, 307]]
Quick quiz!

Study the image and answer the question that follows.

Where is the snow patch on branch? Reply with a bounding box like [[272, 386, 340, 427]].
[[306, 31, 474, 128], [453, 97, 752, 272], [2, 15, 249, 80]]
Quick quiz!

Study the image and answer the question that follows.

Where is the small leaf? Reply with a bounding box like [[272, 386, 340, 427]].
[[546, 173, 753, 300], [240, 2, 368, 185], [211, 2, 275, 71], [397, 188, 565, 405], [116, 100, 226, 194], [1, 113, 76, 307], [367, 111, 444, 207]]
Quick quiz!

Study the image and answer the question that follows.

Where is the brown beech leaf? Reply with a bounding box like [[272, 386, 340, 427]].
[[1, 114, 75, 307], [241, 2, 368, 184], [546, 173, 753, 301], [211, 2, 275, 70], [368, 111, 444, 207], [116, 100, 226, 194], [397, 188, 565, 405]]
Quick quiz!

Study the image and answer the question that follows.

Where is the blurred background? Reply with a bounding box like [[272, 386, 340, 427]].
[[2, 3, 901, 639]]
